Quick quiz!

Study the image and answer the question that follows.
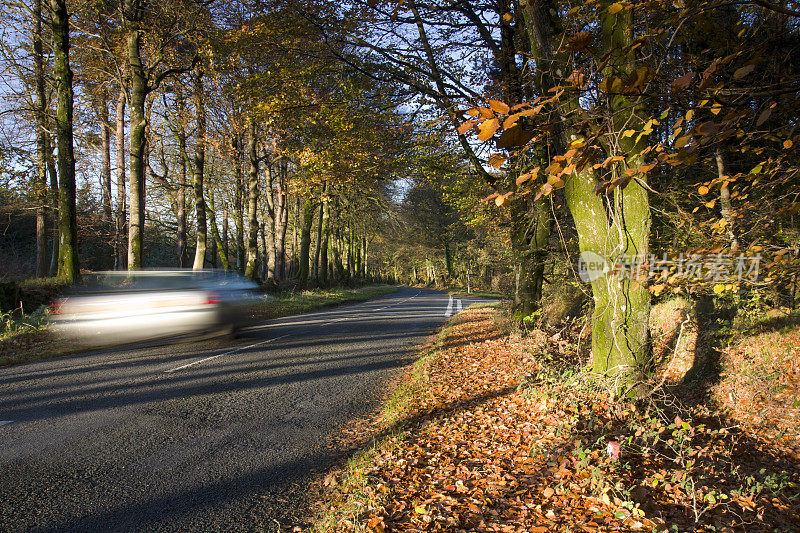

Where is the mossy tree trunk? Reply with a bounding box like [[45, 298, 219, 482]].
[[297, 198, 316, 284], [520, 0, 651, 392], [319, 200, 330, 285], [114, 88, 127, 270], [125, 0, 147, 270], [34, 0, 48, 278], [274, 163, 289, 280], [244, 117, 259, 279], [52, 0, 79, 282], [511, 195, 552, 320]]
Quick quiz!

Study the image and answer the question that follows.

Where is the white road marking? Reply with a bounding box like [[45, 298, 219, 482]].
[[456, 299, 463, 313], [0, 420, 13, 427], [164, 334, 292, 373], [164, 289, 423, 373], [444, 295, 454, 317]]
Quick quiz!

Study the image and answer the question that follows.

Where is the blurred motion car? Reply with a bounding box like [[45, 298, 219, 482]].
[[49, 270, 262, 347]]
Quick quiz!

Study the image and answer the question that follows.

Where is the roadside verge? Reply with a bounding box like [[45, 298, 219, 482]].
[[310, 303, 800, 532]]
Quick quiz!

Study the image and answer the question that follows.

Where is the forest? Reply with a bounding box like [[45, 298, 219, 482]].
[[1, 0, 799, 392]]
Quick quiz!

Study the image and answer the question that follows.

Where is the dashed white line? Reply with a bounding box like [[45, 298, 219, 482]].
[[164, 334, 292, 373], [164, 289, 423, 373], [444, 295, 454, 317], [456, 299, 463, 313], [0, 420, 13, 427]]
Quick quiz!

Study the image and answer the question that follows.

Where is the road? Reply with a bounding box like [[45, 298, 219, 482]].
[[0, 287, 494, 532]]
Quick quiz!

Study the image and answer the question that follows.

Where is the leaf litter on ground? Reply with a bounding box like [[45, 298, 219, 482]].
[[309, 305, 800, 533]]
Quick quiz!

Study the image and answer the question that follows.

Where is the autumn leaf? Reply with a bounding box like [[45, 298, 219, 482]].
[[756, 107, 772, 126], [784, 139, 793, 149], [671, 72, 695, 92], [496, 124, 535, 149], [698, 185, 709, 195], [477, 106, 494, 119], [457, 120, 475, 135], [478, 118, 499, 141], [489, 99, 510, 114], [568, 31, 593, 51], [608, 2, 624, 14], [502, 114, 519, 130], [488, 153, 507, 169], [482, 192, 499, 203], [495, 193, 511, 207], [733, 64, 755, 79]]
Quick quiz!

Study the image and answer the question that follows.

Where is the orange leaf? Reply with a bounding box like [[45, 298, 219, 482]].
[[502, 114, 520, 130], [489, 99, 510, 114], [457, 120, 475, 135], [488, 153, 507, 169], [482, 192, 499, 203], [477, 107, 494, 119], [478, 118, 500, 141]]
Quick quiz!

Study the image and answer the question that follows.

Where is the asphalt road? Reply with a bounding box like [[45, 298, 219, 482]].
[[0, 287, 495, 532]]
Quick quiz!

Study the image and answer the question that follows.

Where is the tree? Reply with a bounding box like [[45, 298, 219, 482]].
[[52, 0, 79, 281]]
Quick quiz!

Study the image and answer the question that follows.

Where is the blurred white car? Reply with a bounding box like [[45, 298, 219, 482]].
[[49, 270, 262, 347]]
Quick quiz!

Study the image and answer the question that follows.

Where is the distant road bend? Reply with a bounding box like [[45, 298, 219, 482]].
[[0, 287, 495, 532]]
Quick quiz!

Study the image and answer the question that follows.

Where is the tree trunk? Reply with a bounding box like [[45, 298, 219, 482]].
[[98, 91, 112, 225], [297, 198, 316, 284], [511, 195, 552, 320], [222, 205, 229, 265], [443, 239, 454, 279], [115, 88, 127, 270], [715, 147, 739, 250], [46, 132, 59, 276], [34, 0, 48, 277], [260, 221, 268, 280], [232, 140, 245, 272], [313, 182, 326, 278], [319, 200, 330, 285], [519, 0, 651, 392], [208, 188, 228, 270], [361, 235, 368, 279], [244, 117, 259, 279], [191, 63, 207, 270], [125, 4, 146, 270], [275, 158, 289, 280], [52, 0, 79, 281]]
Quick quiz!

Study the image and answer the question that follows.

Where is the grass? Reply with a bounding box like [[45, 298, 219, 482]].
[[446, 289, 509, 299], [0, 284, 398, 369]]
